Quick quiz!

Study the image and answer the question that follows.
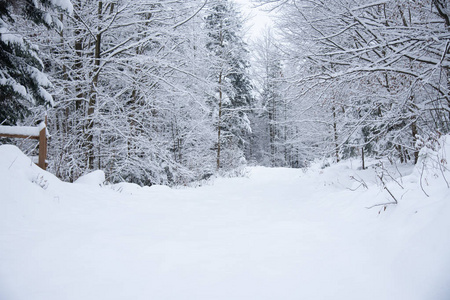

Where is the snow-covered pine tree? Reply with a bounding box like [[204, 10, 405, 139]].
[[204, 0, 253, 170], [0, 0, 72, 125]]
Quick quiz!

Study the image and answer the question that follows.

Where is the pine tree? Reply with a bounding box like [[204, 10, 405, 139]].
[[0, 0, 72, 125], [204, 0, 253, 170]]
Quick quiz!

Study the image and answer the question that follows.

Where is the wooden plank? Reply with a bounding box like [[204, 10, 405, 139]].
[[0, 124, 41, 138], [0, 133, 40, 140]]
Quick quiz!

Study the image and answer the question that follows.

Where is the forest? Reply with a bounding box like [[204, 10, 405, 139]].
[[1, 0, 450, 185]]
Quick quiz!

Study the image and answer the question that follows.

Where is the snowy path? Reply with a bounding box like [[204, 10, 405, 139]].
[[1, 146, 450, 300]]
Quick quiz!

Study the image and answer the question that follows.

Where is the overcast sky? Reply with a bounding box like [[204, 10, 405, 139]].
[[232, 0, 274, 42]]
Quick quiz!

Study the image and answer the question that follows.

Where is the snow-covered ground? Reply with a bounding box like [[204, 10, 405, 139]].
[[1, 140, 450, 300]]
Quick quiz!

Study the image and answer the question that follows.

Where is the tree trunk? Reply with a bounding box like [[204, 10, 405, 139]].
[[73, 1, 84, 112], [87, 1, 102, 170], [332, 105, 340, 162], [361, 147, 365, 170], [412, 121, 418, 164], [217, 71, 222, 171]]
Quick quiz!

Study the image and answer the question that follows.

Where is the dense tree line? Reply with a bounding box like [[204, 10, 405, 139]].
[[3, 0, 450, 186], [1, 0, 254, 185], [255, 0, 450, 168]]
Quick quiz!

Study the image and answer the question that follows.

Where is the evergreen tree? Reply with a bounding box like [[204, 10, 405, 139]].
[[204, 0, 253, 170], [0, 0, 72, 125]]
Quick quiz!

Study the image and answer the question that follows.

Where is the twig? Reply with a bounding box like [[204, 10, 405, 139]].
[[348, 175, 368, 191], [419, 163, 430, 197], [379, 161, 403, 189], [438, 157, 449, 188], [383, 185, 398, 204], [377, 174, 398, 204], [393, 160, 404, 186], [366, 202, 397, 209], [8, 156, 18, 170]]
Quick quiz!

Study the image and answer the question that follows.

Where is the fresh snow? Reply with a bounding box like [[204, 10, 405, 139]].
[[0, 141, 450, 300], [74, 170, 105, 186], [0, 79, 28, 101], [0, 124, 43, 137], [50, 0, 74, 15]]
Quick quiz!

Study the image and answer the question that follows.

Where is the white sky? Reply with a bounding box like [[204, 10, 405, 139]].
[[232, 0, 274, 42]]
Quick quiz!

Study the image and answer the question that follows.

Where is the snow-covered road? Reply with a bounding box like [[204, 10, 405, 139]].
[[1, 145, 449, 300]]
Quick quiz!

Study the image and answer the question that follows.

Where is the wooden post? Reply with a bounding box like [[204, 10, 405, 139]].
[[38, 118, 47, 170], [361, 147, 365, 170]]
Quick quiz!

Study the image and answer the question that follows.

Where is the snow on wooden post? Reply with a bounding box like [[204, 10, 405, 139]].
[[0, 117, 48, 170]]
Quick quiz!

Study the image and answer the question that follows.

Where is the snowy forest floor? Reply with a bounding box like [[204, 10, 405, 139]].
[[1, 144, 450, 300]]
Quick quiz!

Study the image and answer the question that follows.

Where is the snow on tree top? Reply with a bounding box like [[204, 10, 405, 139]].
[[50, 0, 74, 15]]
